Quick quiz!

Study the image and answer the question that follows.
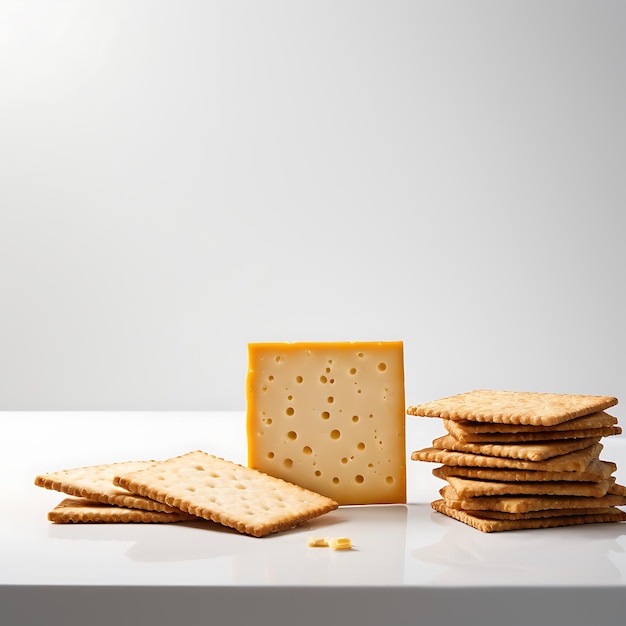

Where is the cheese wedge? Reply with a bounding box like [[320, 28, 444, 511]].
[[246, 341, 406, 505]]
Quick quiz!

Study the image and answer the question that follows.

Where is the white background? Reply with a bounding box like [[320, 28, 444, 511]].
[[1, 0, 625, 411]]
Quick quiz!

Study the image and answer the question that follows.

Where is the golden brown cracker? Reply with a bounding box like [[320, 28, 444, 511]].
[[472, 507, 625, 520], [432, 434, 601, 461], [444, 420, 621, 443], [439, 483, 626, 513], [411, 442, 603, 471], [431, 459, 616, 483], [445, 411, 617, 435], [47, 497, 197, 523], [431, 499, 626, 532], [114, 450, 338, 537], [35, 459, 181, 513], [408, 390, 618, 426], [444, 475, 613, 499]]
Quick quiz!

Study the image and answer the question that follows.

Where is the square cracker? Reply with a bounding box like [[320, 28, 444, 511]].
[[440, 483, 626, 513], [431, 459, 617, 483], [471, 507, 624, 521], [411, 443, 603, 471], [113, 450, 339, 537], [431, 499, 626, 532], [35, 460, 181, 513], [48, 497, 197, 523], [432, 434, 601, 461], [445, 411, 617, 435], [443, 475, 614, 499], [444, 420, 621, 443], [407, 390, 618, 426]]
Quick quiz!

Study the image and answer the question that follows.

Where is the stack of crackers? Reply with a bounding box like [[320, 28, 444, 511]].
[[408, 390, 626, 532], [35, 450, 338, 537]]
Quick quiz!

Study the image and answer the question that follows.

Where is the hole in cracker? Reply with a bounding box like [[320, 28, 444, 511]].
[[194, 465, 205, 471]]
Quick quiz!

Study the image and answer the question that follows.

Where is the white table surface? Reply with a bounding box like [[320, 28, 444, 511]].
[[2, 411, 625, 626]]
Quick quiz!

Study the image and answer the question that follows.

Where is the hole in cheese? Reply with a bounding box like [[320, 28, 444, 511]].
[[327, 396, 334, 404], [303, 446, 312, 455], [285, 407, 294, 416], [296, 376, 303, 383], [320, 375, 328, 384], [355, 475, 364, 484], [330, 429, 341, 440], [284, 458, 293, 468], [352, 415, 359, 423], [321, 411, 330, 420], [287, 430, 297, 440], [357, 442, 365, 451], [377, 362, 387, 372], [332, 477, 340, 484]]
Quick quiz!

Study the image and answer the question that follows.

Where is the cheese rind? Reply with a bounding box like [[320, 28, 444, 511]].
[[246, 341, 406, 505]]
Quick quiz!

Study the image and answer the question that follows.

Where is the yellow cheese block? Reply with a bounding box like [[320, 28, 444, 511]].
[[246, 341, 406, 505]]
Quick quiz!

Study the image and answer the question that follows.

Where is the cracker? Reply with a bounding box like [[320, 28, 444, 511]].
[[445, 411, 617, 435], [35, 460, 181, 513], [444, 475, 614, 498], [431, 459, 617, 483], [444, 420, 621, 443], [432, 434, 601, 461], [48, 497, 197, 524], [113, 450, 339, 537], [472, 507, 624, 520], [407, 390, 618, 426], [411, 443, 603, 471], [440, 483, 626, 513], [431, 499, 626, 532]]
